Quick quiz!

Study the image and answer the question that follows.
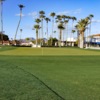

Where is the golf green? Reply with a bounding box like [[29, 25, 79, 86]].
[[0, 46, 100, 100]]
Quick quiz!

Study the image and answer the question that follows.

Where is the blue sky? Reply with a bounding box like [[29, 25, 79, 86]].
[[1, 0, 100, 39]]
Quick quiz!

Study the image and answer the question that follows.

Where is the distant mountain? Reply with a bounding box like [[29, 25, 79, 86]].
[[28, 37, 35, 41], [43, 38, 47, 41], [20, 37, 35, 43]]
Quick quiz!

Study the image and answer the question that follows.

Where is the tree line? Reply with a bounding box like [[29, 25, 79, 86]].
[[33, 10, 94, 48]]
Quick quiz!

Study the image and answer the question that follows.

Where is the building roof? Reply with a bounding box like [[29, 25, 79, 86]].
[[91, 34, 100, 37]]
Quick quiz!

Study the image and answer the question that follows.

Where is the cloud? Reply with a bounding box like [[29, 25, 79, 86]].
[[56, 11, 70, 15], [28, 11, 38, 18], [15, 13, 25, 17], [92, 20, 100, 23], [24, 25, 33, 30], [56, 8, 82, 15], [73, 8, 82, 14]]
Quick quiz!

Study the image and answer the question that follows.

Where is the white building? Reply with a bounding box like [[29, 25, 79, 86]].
[[66, 38, 77, 46], [85, 34, 100, 46]]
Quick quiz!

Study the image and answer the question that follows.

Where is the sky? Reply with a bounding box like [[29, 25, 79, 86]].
[[1, 0, 100, 40]]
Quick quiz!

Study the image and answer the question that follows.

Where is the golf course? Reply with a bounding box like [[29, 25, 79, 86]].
[[0, 46, 100, 100]]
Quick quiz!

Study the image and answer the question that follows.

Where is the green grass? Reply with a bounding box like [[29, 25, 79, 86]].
[[0, 59, 62, 100], [0, 46, 100, 56], [0, 46, 100, 100]]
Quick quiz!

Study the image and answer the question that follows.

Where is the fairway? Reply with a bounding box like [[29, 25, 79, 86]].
[[0, 46, 100, 56], [0, 47, 100, 100]]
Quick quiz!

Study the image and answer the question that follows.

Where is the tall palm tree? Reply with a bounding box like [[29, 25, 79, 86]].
[[14, 4, 24, 41], [64, 20, 69, 40], [71, 29, 76, 47], [88, 14, 94, 46], [50, 12, 56, 46], [75, 18, 89, 48], [39, 10, 45, 45], [0, 0, 5, 45], [85, 17, 90, 45], [71, 16, 77, 45], [65, 16, 71, 43], [56, 15, 62, 43], [89, 14, 94, 36], [61, 15, 67, 41], [35, 18, 41, 40], [58, 23, 65, 47], [34, 24, 41, 47], [45, 17, 50, 45]]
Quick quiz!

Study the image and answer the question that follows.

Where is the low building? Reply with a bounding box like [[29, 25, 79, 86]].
[[66, 38, 77, 46], [85, 34, 100, 46]]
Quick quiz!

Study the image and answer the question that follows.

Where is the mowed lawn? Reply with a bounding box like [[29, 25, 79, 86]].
[[0, 46, 100, 55], [0, 46, 100, 100]]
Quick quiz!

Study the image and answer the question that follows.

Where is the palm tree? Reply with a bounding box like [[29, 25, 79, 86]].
[[72, 29, 76, 32], [14, 4, 25, 41], [58, 23, 65, 47], [71, 16, 77, 45], [88, 14, 94, 46], [61, 15, 67, 41], [35, 18, 41, 40], [71, 30, 76, 46], [34, 24, 41, 47], [35, 18, 41, 25], [56, 15, 63, 43], [89, 14, 94, 36], [65, 16, 71, 44], [62, 15, 67, 21], [50, 12, 56, 46], [39, 10, 45, 45], [0, 0, 5, 45], [75, 18, 89, 48], [64, 20, 69, 40], [56, 15, 62, 22], [45, 17, 50, 45]]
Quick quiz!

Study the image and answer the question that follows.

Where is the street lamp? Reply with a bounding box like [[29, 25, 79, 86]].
[[0, 0, 5, 45], [14, 4, 25, 41]]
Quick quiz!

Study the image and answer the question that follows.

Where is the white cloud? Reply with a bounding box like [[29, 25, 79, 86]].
[[92, 20, 100, 23], [28, 11, 38, 18], [56, 11, 70, 15], [56, 8, 82, 15], [15, 13, 25, 17], [24, 25, 33, 30], [73, 8, 82, 14]]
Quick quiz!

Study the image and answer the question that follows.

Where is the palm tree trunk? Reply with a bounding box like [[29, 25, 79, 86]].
[[77, 31, 80, 47], [36, 30, 38, 47], [38, 28, 40, 44], [0, 1, 3, 45], [79, 32, 84, 48], [59, 29, 62, 47], [14, 9, 22, 41], [51, 18, 54, 46], [71, 21, 74, 46], [89, 19, 92, 47], [46, 22, 48, 45], [41, 19, 43, 45], [63, 24, 65, 42], [38, 23, 40, 45], [66, 23, 68, 46]]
